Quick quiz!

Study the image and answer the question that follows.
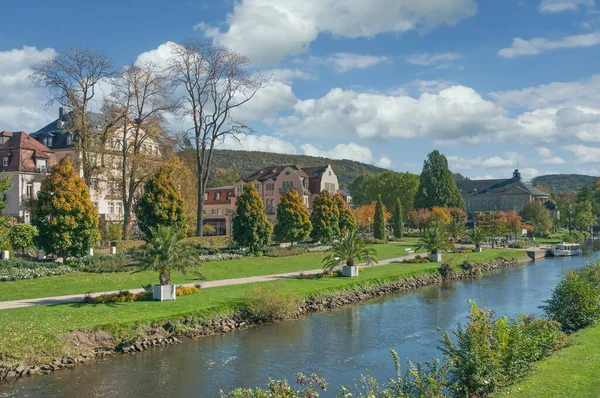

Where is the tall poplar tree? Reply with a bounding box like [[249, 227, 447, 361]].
[[393, 198, 404, 239], [310, 191, 340, 243], [373, 195, 386, 240], [335, 193, 357, 233], [29, 157, 99, 258], [134, 167, 186, 238], [415, 150, 465, 210], [274, 189, 312, 245], [232, 184, 272, 253]]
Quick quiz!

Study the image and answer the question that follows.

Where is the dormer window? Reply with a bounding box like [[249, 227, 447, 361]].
[[66, 135, 73, 145], [43, 137, 53, 147], [0, 137, 5, 145], [2, 157, 8, 167], [36, 159, 47, 173]]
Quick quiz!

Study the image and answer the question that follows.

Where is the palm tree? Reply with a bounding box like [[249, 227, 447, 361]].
[[468, 226, 487, 250], [322, 228, 378, 273], [138, 225, 202, 285], [416, 222, 451, 255], [446, 219, 466, 242]]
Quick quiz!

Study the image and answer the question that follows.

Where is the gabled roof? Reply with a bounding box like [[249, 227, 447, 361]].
[[302, 165, 329, 179], [243, 165, 309, 182], [457, 177, 549, 198], [0, 131, 56, 173], [32, 109, 105, 149]]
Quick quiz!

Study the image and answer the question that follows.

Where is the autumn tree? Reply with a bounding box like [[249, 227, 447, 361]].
[[335, 193, 357, 233], [449, 207, 467, 224], [504, 211, 523, 237], [134, 166, 186, 238], [373, 195, 386, 240], [274, 189, 311, 245], [29, 157, 99, 258], [431, 206, 452, 224], [169, 39, 268, 237], [409, 208, 432, 235], [165, 156, 198, 235], [393, 198, 404, 239], [476, 211, 507, 247], [31, 47, 113, 185], [232, 184, 272, 253], [414, 150, 465, 210], [354, 201, 392, 230], [520, 202, 553, 237], [310, 191, 340, 243]]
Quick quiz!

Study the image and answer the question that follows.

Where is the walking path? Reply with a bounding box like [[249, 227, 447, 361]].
[[0, 252, 423, 310]]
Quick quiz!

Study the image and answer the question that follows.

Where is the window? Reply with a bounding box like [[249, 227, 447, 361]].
[[0, 136, 5, 144], [26, 183, 33, 199], [266, 183, 274, 191], [116, 202, 122, 214], [474, 200, 479, 210], [2, 157, 8, 167], [467, 201, 471, 210], [43, 137, 53, 147], [282, 181, 293, 191], [211, 208, 217, 215], [36, 159, 47, 173], [254, 183, 260, 191], [66, 135, 73, 145], [108, 202, 114, 214], [215, 192, 221, 200], [237, 184, 243, 194]]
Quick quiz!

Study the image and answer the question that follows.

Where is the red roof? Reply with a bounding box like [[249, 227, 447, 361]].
[[0, 131, 57, 173]]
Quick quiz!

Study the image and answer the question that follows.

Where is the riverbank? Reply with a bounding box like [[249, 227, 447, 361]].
[[0, 250, 528, 383]]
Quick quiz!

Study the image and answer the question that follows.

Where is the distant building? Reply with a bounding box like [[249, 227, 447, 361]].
[[204, 164, 347, 235], [456, 170, 550, 215]]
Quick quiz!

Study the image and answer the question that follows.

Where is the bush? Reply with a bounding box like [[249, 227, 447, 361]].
[[402, 255, 430, 264], [221, 373, 328, 398], [244, 284, 299, 322], [363, 238, 387, 245], [542, 266, 600, 333], [89, 290, 141, 304], [176, 286, 200, 296], [67, 254, 137, 273], [182, 236, 230, 250], [264, 246, 309, 257], [9, 224, 38, 253]]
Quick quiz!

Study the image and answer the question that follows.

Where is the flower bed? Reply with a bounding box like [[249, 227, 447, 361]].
[[0, 265, 73, 281], [402, 255, 430, 264], [84, 285, 201, 304]]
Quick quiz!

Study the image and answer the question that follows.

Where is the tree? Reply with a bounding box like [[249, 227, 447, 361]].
[[575, 200, 596, 232], [169, 39, 268, 237], [373, 195, 386, 240], [353, 201, 391, 230], [504, 211, 523, 237], [31, 47, 113, 185], [310, 191, 340, 243], [431, 207, 452, 224], [349, 171, 419, 214], [273, 189, 311, 245], [138, 225, 202, 285], [134, 166, 186, 238], [414, 150, 465, 210], [416, 222, 451, 254], [335, 193, 357, 233], [232, 184, 272, 253], [9, 224, 38, 254], [555, 191, 576, 232], [207, 168, 241, 188], [29, 157, 99, 258], [165, 156, 198, 235], [476, 211, 507, 248], [0, 176, 12, 213], [447, 219, 466, 241], [408, 208, 432, 235], [106, 61, 175, 239], [392, 198, 404, 239], [449, 207, 467, 224], [576, 181, 600, 217], [520, 202, 553, 237], [322, 228, 377, 272], [468, 226, 487, 249]]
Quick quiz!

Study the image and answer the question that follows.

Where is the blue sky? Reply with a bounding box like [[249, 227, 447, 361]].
[[1, 0, 600, 180]]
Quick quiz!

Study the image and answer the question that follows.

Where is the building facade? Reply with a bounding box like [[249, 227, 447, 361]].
[[456, 170, 550, 216]]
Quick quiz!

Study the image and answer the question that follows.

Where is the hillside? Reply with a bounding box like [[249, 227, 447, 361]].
[[179, 149, 387, 188], [531, 174, 598, 195]]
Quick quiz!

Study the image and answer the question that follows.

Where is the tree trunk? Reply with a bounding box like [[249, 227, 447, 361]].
[[159, 272, 170, 286], [197, 182, 204, 237]]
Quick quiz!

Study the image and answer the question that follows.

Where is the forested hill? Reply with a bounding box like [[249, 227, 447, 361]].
[[531, 174, 598, 195], [180, 149, 387, 188]]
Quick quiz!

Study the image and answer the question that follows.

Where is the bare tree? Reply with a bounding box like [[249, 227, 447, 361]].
[[31, 46, 113, 185], [169, 39, 268, 237], [105, 61, 176, 239]]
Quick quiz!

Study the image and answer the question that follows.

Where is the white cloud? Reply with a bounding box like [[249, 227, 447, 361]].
[[200, 0, 477, 64], [563, 144, 600, 163], [326, 53, 388, 72], [536, 147, 553, 157], [0, 46, 57, 132], [405, 52, 462, 68], [498, 32, 600, 58], [300, 142, 392, 168], [411, 79, 455, 93], [267, 68, 315, 84], [217, 134, 297, 154], [448, 152, 525, 170], [539, 0, 595, 13], [232, 81, 299, 123]]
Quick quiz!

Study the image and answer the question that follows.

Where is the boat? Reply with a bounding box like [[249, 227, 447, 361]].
[[550, 243, 583, 257]]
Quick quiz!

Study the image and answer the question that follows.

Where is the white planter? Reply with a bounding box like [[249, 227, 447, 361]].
[[474, 247, 483, 253], [110, 246, 117, 255], [37, 250, 46, 260], [153, 284, 176, 301], [341, 265, 359, 277], [1, 250, 9, 260], [429, 253, 442, 262]]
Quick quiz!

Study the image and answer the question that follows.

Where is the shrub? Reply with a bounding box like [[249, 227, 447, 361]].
[[0, 265, 73, 281], [244, 284, 300, 322], [264, 246, 309, 257], [402, 255, 430, 264], [221, 373, 327, 398], [67, 254, 137, 273], [363, 238, 387, 245], [542, 267, 600, 333], [91, 290, 141, 304], [176, 286, 200, 296], [9, 224, 38, 254]]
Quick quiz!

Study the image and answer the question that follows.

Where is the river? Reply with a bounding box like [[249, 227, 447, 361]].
[[1, 253, 598, 398]]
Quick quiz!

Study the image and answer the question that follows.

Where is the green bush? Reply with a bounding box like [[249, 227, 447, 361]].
[[264, 246, 310, 257], [9, 224, 38, 254], [363, 238, 387, 245], [244, 283, 299, 322], [542, 266, 600, 333], [221, 373, 327, 398], [67, 254, 137, 273]]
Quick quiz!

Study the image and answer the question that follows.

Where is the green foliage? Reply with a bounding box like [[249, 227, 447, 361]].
[[67, 253, 136, 273], [233, 184, 273, 253], [9, 224, 38, 254], [274, 189, 312, 244], [349, 170, 420, 215], [467, 226, 487, 248], [575, 200, 596, 231], [446, 219, 466, 241], [532, 174, 598, 196], [137, 224, 202, 285], [335, 193, 357, 233], [207, 167, 241, 188], [0, 176, 12, 213], [28, 157, 99, 258], [542, 264, 600, 333], [134, 167, 186, 238], [576, 180, 600, 217], [415, 150, 465, 210], [322, 228, 377, 271], [416, 222, 451, 254], [393, 198, 404, 239], [221, 373, 328, 397], [244, 283, 300, 323], [0, 226, 12, 253], [310, 191, 340, 243], [520, 201, 553, 237], [555, 191, 576, 231], [373, 195, 386, 240]]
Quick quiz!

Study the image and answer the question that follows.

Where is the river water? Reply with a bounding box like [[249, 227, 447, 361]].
[[2, 253, 598, 398]]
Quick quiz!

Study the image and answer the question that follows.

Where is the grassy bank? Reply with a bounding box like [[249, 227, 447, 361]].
[[498, 322, 600, 398], [0, 250, 526, 366], [0, 243, 422, 301]]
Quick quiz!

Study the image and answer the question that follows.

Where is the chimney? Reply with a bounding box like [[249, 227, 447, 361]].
[[59, 107, 65, 119]]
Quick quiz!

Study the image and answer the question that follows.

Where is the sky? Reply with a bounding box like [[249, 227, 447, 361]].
[[1, 0, 600, 181]]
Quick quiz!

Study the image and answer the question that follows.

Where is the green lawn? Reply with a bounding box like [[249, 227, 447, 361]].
[[498, 322, 600, 398], [0, 243, 421, 302]]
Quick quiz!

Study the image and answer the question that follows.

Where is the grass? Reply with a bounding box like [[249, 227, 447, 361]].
[[498, 322, 600, 397], [0, 243, 421, 302]]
